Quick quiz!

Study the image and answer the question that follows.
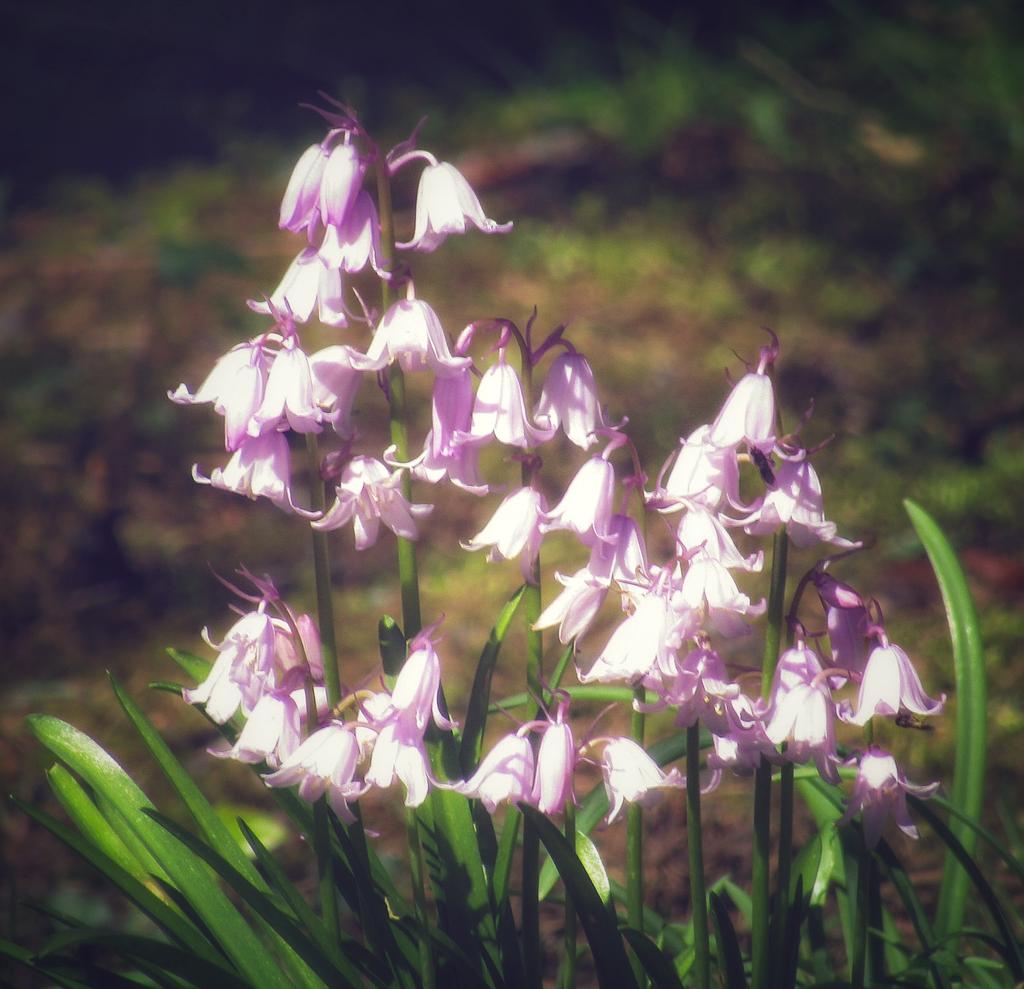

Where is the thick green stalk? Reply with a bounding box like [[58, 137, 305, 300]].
[[305, 433, 341, 707], [752, 530, 789, 989], [687, 723, 710, 989], [519, 352, 544, 989], [562, 801, 577, 989], [627, 689, 646, 986], [304, 434, 341, 937], [851, 846, 868, 988], [406, 807, 436, 989]]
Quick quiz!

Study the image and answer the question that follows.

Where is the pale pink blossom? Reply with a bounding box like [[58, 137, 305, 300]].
[[707, 694, 780, 776], [364, 722, 433, 807], [654, 646, 739, 734], [461, 486, 546, 582], [708, 341, 777, 453], [453, 733, 535, 812], [263, 720, 367, 821], [534, 351, 605, 449], [397, 160, 512, 252], [404, 368, 489, 493], [357, 296, 470, 375], [843, 747, 939, 848], [313, 456, 433, 550], [732, 452, 857, 549], [842, 641, 945, 726], [533, 567, 609, 644], [540, 455, 617, 543], [248, 339, 323, 436], [599, 737, 684, 824], [279, 143, 329, 233], [308, 345, 364, 438], [193, 431, 312, 515], [676, 506, 763, 572], [530, 710, 576, 815], [249, 248, 349, 328], [169, 340, 271, 451], [211, 690, 301, 768], [457, 353, 555, 448], [318, 139, 366, 230], [582, 575, 695, 684], [680, 555, 766, 637], [649, 425, 744, 512], [318, 190, 381, 273]]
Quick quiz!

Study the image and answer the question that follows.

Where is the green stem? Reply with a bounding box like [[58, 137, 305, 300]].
[[313, 798, 339, 940], [760, 530, 789, 694], [305, 433, 341, 708], [751, 760, 772, 989], [753, 530, 788, 988], [406, 807, 435, 989], [773, 760, 794, 981], [563, 801, 577, 989], [687, 723, 710, 989], [522, 811, 542, 989], [851, 843, 868, 988], [627, 690, 646, 986]]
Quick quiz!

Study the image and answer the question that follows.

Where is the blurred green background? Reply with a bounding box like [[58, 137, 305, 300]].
[[3, 0, 1023, 959]]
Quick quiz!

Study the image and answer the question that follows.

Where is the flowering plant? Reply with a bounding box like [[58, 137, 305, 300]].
[[9, 101, 1015, 989]]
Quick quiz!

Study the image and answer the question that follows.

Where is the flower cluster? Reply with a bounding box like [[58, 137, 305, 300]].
[[177, 107, 943, 848]]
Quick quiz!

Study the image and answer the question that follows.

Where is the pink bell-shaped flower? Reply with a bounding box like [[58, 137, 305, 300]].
[[318, 190, 382, 274], [193, 431, 313, 516], [358, 295, 470, 375], [534, 351, 605, 449], [263, 720, 367, 822], [842, 640, 945, 726], [457, 352, 555, 449], [318, 139, 366, 230], [279, 142, 329, 233], [248, 338, 323, 436], [530, 707, 576, 815], [462, 486, 546, 582], [249, 248, 349, 328], [453, 732, 536, 812], [540, 455, 618, 544], [313, 456, 433, 550], [842, 747, 939, 848], [600, 737, 685, 824], [398, 160, 512, 252]]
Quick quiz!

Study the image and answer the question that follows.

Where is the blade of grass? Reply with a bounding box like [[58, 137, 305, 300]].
[[904, 499, 986, 940], [26, 715, 293, 989], [523, 806, 638, 989], [459, 584, 526, 775]]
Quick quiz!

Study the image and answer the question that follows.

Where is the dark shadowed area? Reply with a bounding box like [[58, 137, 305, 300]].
[[3, 0, 1023, 981]]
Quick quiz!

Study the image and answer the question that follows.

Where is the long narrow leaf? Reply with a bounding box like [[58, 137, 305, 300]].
[[904, 499, 987, 939], [110, 675, 266, 887], [709, 892, 749, 989], [26, 715, 292, 989], [144, 809, 372, 988], [10, 796, 215, 961], [909, 796, 1024, 977], [46, 764, 150, 886], [621, 927, 685, 989], [37, 930, 250, 989], [523, 806, 638, 989], [459, 585, 525, 775], [539, 731, 696, 899]]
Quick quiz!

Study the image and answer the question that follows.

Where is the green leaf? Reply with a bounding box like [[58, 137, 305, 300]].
[[621, 927, 685, 989], [904, 498, 987, 940], [9, 797, 214, 960], [26, 714, 292, 989], [492, 807, 521, 909], [110, 675, 267, 887], [523, 806, 638, 989], [539, 731, 696, 899], [909, 796, 1024, 977], [709, 892, 749, 989], [46, 764, 150, 885], [574, 832, 611, 905], [145, 809, 371, 988], [377, 615, 407, 677], [165, 647, 212, 684], [459, 584, 525, 775], [37, 930, 250, 989]]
